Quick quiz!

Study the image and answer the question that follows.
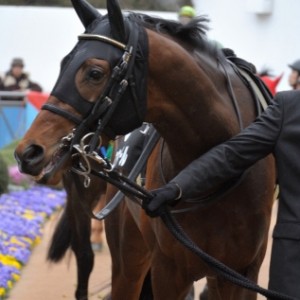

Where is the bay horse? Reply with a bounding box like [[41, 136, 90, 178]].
[[258, 69, 283, 96], [14, 0, 276, 299]]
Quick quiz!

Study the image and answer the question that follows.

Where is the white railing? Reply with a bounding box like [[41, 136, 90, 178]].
[[0, 91, 27, 107]]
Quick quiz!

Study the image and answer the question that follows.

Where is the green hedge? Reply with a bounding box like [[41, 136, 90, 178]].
[[0, 140, 20, 194], [0, 153, 9, 194], [0, 140, 19, 167]]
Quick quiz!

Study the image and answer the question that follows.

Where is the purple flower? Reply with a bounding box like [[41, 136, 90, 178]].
[[8, 165, 31, 185], [0, 185, 66, 295]]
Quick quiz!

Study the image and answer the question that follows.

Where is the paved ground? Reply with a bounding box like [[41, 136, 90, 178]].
[[7, 202, 278, 300]]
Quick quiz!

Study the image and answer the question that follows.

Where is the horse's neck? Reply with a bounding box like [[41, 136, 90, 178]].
[[145, 30, 241, 170]]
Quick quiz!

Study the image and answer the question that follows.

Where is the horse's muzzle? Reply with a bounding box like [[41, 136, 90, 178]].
[[14, 144, 45, 176]]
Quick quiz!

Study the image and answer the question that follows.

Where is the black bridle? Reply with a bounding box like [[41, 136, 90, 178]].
[[43, 33, 127, 124], [43, 22, 139, 140], [41, 20, 145, 185]]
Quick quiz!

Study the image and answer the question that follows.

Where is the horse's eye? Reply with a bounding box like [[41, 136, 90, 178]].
[[88, 68, 103, 82]]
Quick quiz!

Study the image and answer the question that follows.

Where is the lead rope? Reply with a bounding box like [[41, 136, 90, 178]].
[[159, 209, 296, 300], [92, 171, 295, 300], [154, 199, 295, 299]]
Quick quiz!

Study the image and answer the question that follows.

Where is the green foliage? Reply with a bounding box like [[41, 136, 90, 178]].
[[0, 140, 19, 167], [0, 140, 19, 194], [0, 140, 33, 190], [0, 152, 9, 194]]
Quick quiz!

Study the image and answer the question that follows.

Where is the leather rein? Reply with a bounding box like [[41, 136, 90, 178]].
[[41, 22, 144, 186]]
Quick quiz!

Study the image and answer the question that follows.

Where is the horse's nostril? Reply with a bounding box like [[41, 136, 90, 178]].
[[15, 144, 45, 175], [22, 144, 44, 163]]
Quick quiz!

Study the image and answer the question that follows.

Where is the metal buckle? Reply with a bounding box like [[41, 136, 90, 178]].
[[71, 131, 112, 187]]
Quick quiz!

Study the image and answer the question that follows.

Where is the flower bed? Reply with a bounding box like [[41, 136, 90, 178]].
[[0, 186, 66, 299]]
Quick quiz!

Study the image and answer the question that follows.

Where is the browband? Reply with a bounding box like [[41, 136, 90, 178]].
[[78, 33, 126, 50]]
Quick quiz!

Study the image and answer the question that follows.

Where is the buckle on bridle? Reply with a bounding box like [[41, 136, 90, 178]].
[[70, 132, 112, 187]]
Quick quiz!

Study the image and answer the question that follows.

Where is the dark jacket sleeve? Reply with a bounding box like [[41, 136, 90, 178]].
[[170, 94, 284, 199]]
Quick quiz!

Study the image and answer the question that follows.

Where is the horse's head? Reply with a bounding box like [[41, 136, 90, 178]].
[[14, 0, 148, 185]]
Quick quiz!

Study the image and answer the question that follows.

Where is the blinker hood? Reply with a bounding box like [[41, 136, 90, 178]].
[[50, 16, 148, 138], [50, 18, 124, 116]]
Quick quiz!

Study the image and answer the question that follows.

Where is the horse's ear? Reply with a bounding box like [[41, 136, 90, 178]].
[[107, 0, 126, 42], [71, 0, 101, 29]]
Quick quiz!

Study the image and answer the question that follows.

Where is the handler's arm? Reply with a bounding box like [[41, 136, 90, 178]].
[[171, 94, 284, 199]]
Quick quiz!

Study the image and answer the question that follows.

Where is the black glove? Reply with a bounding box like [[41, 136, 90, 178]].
[[143, 182, 182, 218]]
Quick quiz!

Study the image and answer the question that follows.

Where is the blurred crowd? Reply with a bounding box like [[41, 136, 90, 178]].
[[0, 57, 42, 97]]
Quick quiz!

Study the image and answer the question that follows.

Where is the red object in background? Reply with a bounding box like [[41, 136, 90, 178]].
[[26, 91, 49, 110], [260, 73, 283, 96]]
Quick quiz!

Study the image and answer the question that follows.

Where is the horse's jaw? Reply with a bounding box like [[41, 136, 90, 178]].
[[33, 151, 71, 185]]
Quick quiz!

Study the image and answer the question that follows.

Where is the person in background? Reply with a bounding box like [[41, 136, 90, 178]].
[[258, 68, 283, 96], [178, 5, 223, 51], [288, 59, 300, 90], [0, 58, 42, 93], [178, 5, 196, 25]]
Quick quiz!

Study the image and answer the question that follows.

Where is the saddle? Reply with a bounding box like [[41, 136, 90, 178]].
[[223, 48, 273, 111]]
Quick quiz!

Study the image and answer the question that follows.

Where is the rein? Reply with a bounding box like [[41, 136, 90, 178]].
[[80, 157, 295, 300], [75, 54, 292, 298], [69, 78, 293, 299], [87, 165, 296, 300], [74, 127, 160, 220]]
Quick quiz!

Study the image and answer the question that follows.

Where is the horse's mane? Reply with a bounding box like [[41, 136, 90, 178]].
[[127, 12, 220, 55]]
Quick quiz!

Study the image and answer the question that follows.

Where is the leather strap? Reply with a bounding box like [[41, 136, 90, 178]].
[[42, 103, 82, 124]]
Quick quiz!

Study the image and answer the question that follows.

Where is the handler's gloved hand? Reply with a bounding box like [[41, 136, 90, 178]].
[[143, 182, 182, 218]]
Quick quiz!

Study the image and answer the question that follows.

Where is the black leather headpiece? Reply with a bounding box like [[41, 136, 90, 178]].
[[106, 19, 148, 136], [48, 14, 148, 137]]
